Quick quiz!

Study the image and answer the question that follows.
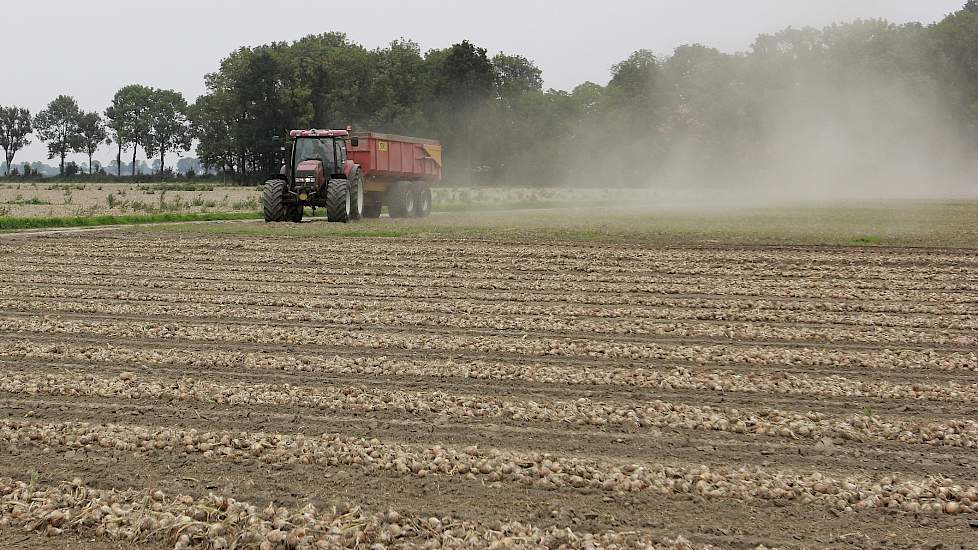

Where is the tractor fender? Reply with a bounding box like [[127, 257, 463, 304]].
[[342, 160, 359, 178]]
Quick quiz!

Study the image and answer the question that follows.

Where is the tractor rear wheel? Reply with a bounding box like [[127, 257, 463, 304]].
[[262, 179, 287, 222], [326, 179, 351, 223], [413, 184, 432, 218], [388, 182, 415, 218]]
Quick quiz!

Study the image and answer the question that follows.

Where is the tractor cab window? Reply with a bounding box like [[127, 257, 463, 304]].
[[336, 139, 347, 164], [294, 138, 335, 171]]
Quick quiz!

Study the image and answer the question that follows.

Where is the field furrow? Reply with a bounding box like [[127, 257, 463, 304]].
[[3, 230, 976, 548], [2, 283, 977, 332]]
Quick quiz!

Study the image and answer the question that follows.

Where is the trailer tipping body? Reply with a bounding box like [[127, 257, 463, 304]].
[[348, 132, 442, 191]]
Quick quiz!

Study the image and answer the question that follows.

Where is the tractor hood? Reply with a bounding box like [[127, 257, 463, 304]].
[[294, 160, 325, 186]]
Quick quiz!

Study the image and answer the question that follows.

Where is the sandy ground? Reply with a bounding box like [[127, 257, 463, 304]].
[[0, 231, 976, 548]]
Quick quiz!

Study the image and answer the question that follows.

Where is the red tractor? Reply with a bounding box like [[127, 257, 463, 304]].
[[263, 129, 442, 223]]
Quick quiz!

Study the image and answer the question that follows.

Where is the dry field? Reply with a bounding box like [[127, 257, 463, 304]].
[[0, 183, 259, 218], [0, 225, 976, 549], [0, 182, 635, 219]]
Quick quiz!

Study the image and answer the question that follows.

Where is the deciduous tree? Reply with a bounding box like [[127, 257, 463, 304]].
[[106, 84, 153, 176], [492, 54, 543, 99], [0, 106, 32, 175], [144, 89, 192, 177], [76, 111, 107, 175], [33, 95, 82, 177]]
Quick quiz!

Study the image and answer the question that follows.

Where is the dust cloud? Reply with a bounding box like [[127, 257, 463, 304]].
[[657, 76, 975, 208]]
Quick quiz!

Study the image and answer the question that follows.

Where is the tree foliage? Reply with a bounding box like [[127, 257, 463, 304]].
[[33, 95, 82, 177], [144, 89, 192, 175], [0, 106, 32, 175], [89, 2, 978, 185], [106, 84, 153, 176], [76, 111, 107, 175]]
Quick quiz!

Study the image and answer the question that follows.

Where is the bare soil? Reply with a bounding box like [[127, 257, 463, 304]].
[[0, 230, 975, 549]]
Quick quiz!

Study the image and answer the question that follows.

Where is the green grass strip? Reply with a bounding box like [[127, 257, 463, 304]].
[[0, 211, 262, 232]]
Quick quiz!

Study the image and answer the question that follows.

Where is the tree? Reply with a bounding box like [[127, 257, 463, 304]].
[[930, 3, 978, 125], [369, 39, 427, 132], [76, 111, 107, 175], [429, 41, 496, 108], [0, 106, 32, 176], [144, 89, 192, 177], [106, 84, 153, 176], [492, 53, 543, 99], [33, 95, 82, 177], [609, 50, 663, 107], [427, 41, 496, 183], [103, 123, 130, 178], [190, 91, 240, 176]]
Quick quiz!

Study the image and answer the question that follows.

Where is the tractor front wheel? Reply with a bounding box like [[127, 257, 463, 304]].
[[262, 179, 287, 222], [326, 179, 351, 223]]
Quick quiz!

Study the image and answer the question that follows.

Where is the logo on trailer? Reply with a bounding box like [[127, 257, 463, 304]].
[[378, 141, 389, 152]]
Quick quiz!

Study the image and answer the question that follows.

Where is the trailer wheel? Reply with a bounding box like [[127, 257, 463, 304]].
[[326, 179, 351, 223], [388, 182, 415, 218], [413, 184, 432, 218], [362, 192, 383, 219], [262, 179, 287, 222], [349, 172, 364, 220]]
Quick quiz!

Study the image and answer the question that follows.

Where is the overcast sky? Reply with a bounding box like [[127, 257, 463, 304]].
[[2, 0, 965, 166]]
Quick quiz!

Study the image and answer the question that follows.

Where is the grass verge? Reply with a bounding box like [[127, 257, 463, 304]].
[[0, 211, 262, 232]]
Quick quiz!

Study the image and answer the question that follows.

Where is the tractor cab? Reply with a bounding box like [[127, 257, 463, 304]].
[[287, 129, 353, 192]]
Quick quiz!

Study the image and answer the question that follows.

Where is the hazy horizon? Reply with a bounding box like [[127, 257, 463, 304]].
[[1, 0, 966, 166]]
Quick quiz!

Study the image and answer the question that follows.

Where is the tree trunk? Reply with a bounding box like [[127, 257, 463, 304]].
[[159, 149, 166, 180], [4, 150, 11, 176], [131, 143, 138, 177], [88, 152, 94, 175], [116, 143, 122, 177], [60, 150, 66, 178]]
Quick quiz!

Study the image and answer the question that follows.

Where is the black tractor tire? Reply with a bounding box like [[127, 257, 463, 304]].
[[388, 182, 415, 218], [413, 184, 432, 218], [362, 192, 383, 219], [262, 179, 287, 222], [349, 172, 364, 221], [288, 205, 303, 223], [326, 179, 351, 223]]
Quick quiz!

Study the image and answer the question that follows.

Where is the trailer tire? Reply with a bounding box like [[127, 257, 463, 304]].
[[388, 182, 415, 218], [362, 192, 383, 218], [349, 171, 364, 220], [326, 179, 351, 223], [262, 179, 287, 222], [413, 184, 432, 218]]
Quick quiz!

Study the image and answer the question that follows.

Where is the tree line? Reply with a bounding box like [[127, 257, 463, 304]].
[[2, 1, 977, 185]]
